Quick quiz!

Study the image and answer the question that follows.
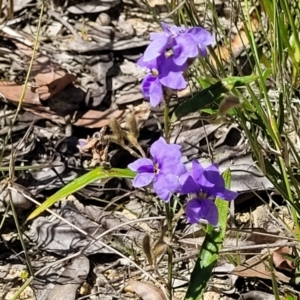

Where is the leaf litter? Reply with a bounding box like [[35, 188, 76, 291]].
[[0, 0, 299, 300]]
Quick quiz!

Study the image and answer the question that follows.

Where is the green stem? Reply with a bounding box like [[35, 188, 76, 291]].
[[165, 201, 173, 300], [164, 99, 173, 299], [164, 100, 170, 142]]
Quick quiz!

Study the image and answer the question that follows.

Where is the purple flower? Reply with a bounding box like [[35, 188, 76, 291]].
[[180, 160, 238, 200], [138, 55, 187, 107], [143, 22, 214, 66], [180, 160, 238, 225], [128, 137, 186, 202], [185, 198, 218, 225]]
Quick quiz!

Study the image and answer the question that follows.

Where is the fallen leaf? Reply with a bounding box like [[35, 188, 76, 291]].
[[231, 253, 291, 283], [127, 281, 167, 300], [73, 109, 124, 128], [0, 81, 40, 106], [36, 74, 76, 100], [13, 41, 76, 100], [272, 247, 295, 272]]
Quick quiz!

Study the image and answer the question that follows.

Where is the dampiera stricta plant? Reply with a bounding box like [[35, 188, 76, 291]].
[[130, 22, 237, 226], [128, 138, 238, 225]]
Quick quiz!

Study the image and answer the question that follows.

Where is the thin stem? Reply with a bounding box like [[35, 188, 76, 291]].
[[165, 201, 173, 300], [163, 99, 173, 299], [164, 99, 170, 142]]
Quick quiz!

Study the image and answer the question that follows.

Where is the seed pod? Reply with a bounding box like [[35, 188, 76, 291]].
[[109, 117, 123, 144], [142, 234, 153, 266], [126, 113, 139, 139], [219, 95, 241, 115]]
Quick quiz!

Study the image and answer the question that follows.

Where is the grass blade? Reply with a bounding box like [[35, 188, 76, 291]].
[[27, 167, 136, 221]]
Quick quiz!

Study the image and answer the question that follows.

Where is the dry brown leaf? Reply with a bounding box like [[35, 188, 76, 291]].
[[74, 109, 124, 128], [272, 247, 295, 272], [34, 67, 66, 86], [127, 281, 167, 300], [0, 81, 40, 106], [231, 253, 291, 283], [13, 41, 75, 101]]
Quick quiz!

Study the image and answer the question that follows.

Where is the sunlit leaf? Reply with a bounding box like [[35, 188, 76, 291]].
[[27, 167, 136, 221]]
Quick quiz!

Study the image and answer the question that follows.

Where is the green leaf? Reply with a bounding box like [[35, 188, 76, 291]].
[[171, 76, 258, 122], [184, 169, 232, 300], [27, 167, 136, 221]]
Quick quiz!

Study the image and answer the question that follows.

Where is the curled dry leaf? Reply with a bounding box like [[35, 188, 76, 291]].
[[127, 281, 167, 300], [272, 247, 296, 272]]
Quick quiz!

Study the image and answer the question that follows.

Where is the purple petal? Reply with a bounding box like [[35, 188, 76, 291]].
[[169, 24, 186, 35], [191, 160, 205, 184], [215, 188, 238, 201], [132, 172, 155, 188], [149, 138, 186, 177], [150, 137, 182, 164], [179, 174, 200, 194], [159, 55, 187, 73], [153, 174, 172, 202], [163, 173, 182, 191], [161, 22, 169, 32], [143, 35, 170, 62], [185, 198, 201, 223], [141, 55, 187, 91], [149, 78, 163, 107], [197, 163, 221, 189], [186, 27, 215, 57], [173, 34, 199, 65], [159, 71, 187, 90], [200, 199, 219, 225], [141, 74, 156, 99], [187, 27, 215, 46], [150, 32, 164, 41], [185, 198, 218, 225], [195, 163, 238, 200], [128, 158, 154, 172], [138, 55, 161, 70]]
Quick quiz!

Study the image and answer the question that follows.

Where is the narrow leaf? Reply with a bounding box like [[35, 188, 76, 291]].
[[171, 76, 258, 122], [27, 167, 136, 221]]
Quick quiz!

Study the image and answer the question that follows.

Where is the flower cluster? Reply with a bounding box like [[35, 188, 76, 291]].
[[138, 22, 214, 107], [128, 138, 238, 225]]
